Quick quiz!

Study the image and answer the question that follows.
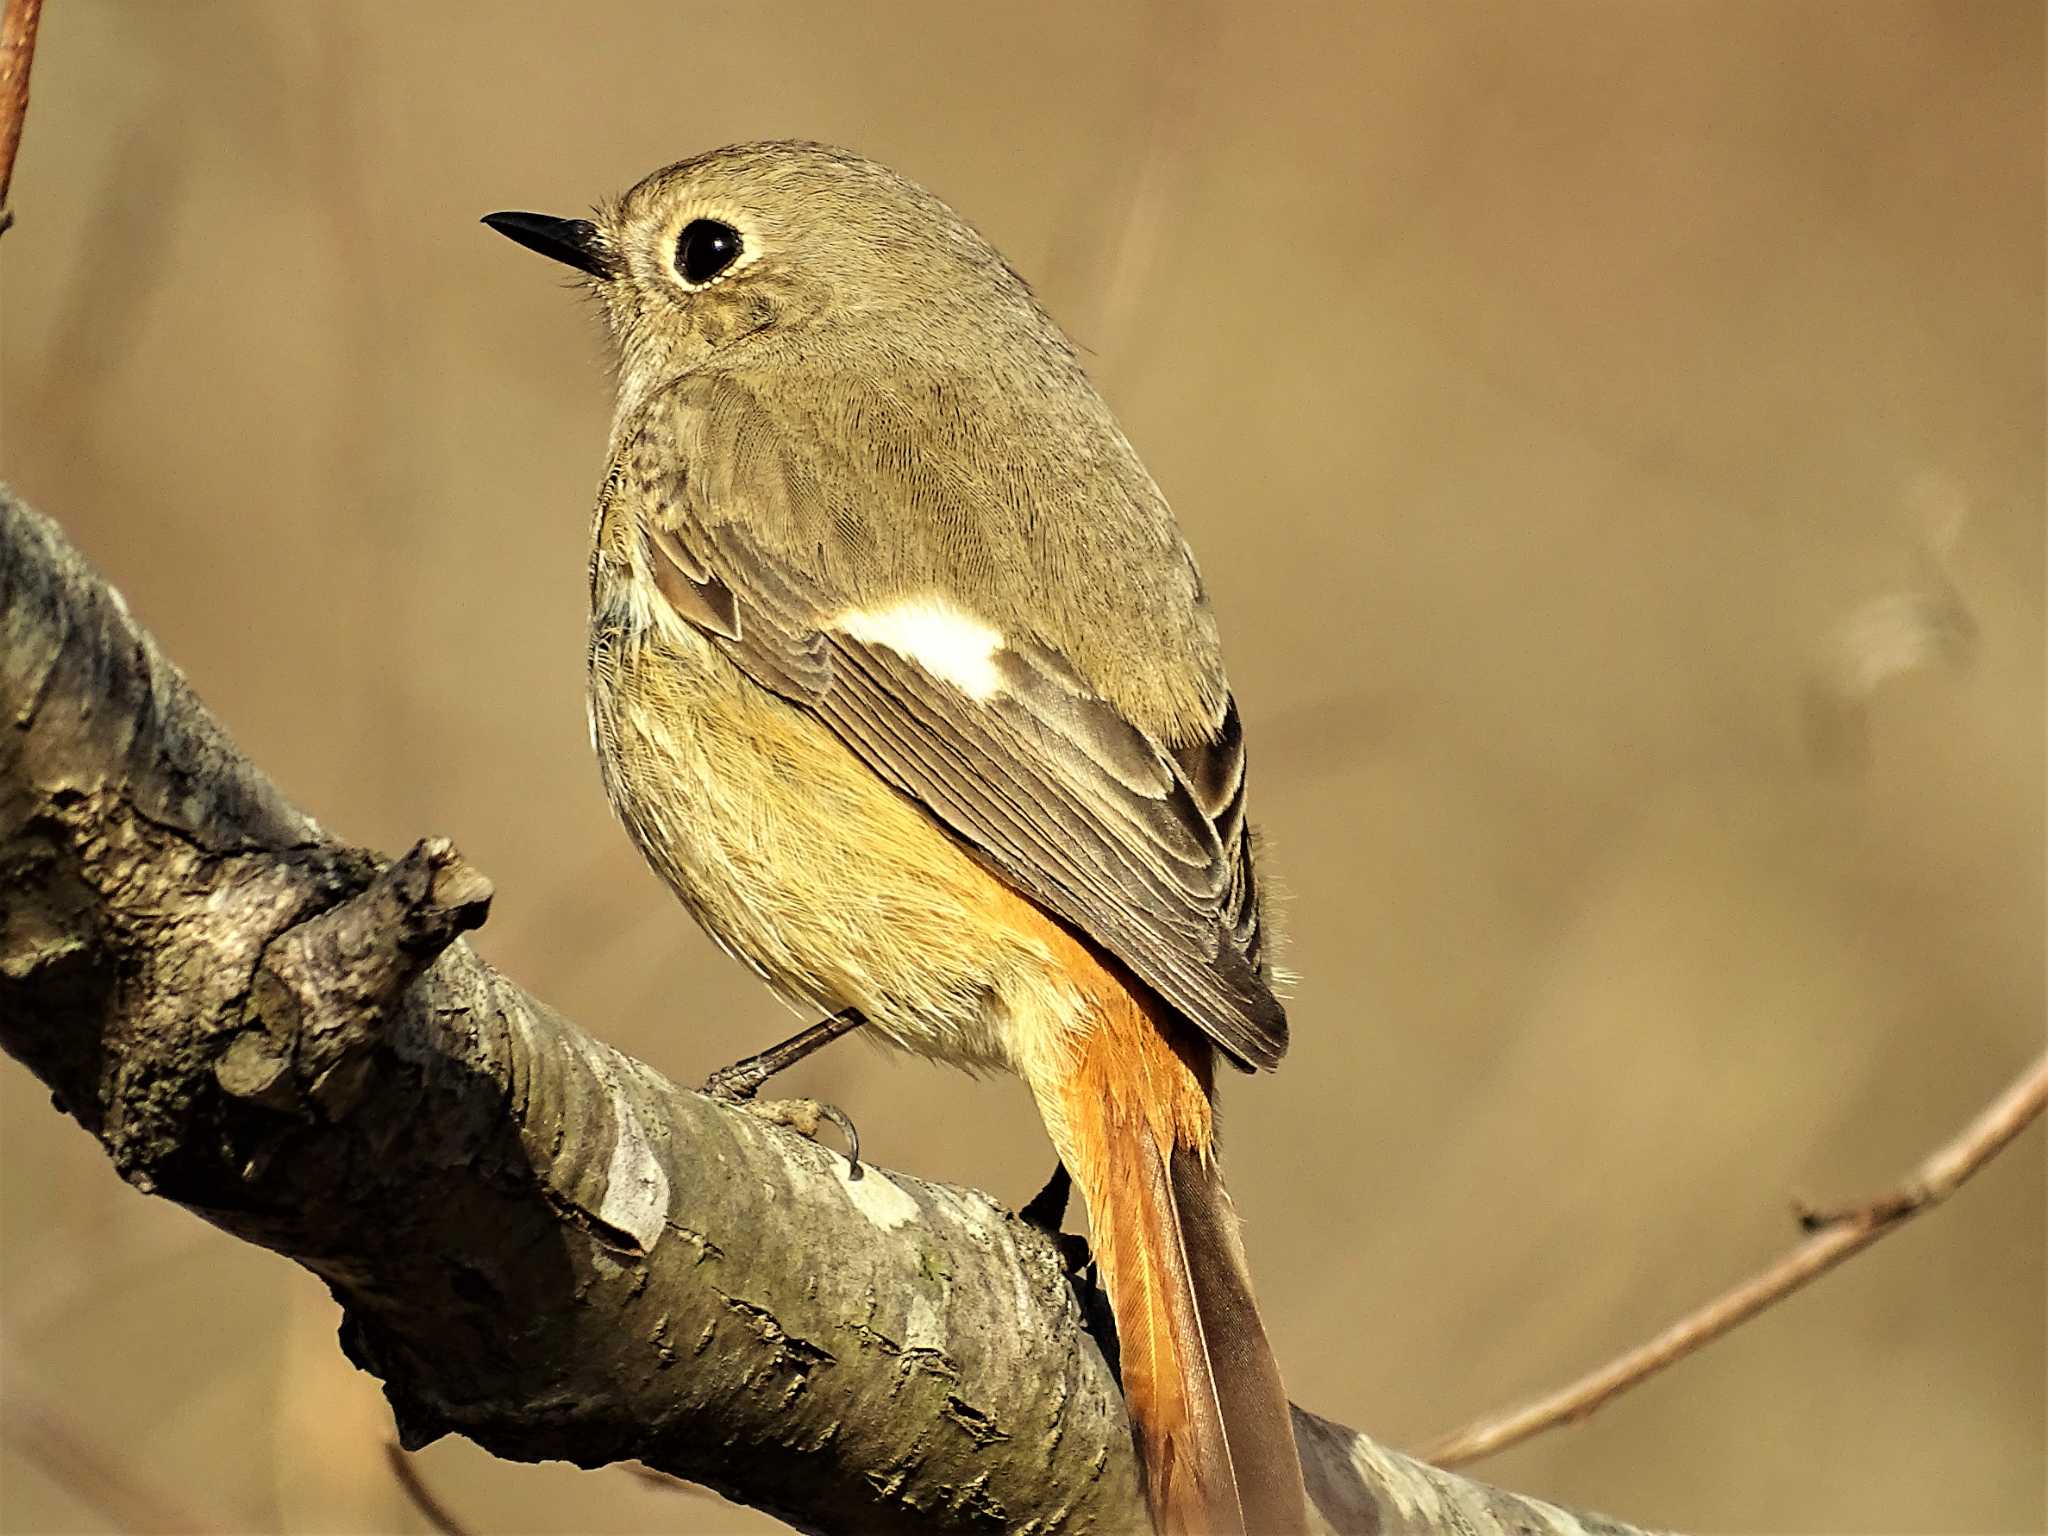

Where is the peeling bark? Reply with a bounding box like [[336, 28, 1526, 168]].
[[0, 488, 1656, 1536]]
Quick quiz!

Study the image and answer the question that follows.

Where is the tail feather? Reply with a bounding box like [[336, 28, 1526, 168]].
[[1168, 1145, 1307, 1535], [1093, 1095, 1234, 1531], [1038, 991, 1309, 1534]]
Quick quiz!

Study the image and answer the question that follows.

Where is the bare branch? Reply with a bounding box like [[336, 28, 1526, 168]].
[[1424, 1049, 2048, 1468], [0, 0, 44, 235], [0, 1383, 228, 1536], [0, 486, 1651, 1535], [383, 1443, 479, 1536]]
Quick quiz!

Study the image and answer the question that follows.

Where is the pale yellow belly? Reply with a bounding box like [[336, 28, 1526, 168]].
[[587, 613, 1082, 1075]]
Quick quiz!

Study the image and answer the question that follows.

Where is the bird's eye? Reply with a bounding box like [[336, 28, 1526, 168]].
[[676, 219, 742, 285]]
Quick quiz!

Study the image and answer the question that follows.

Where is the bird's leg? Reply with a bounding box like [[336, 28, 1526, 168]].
[[705, 1006, 866, 1099], [1023, 1160, 1111, 1357], [1019, 1160, 1072, 1233], [1019, 1160, 1098, 1289], [703, 1008, 867, 1168]]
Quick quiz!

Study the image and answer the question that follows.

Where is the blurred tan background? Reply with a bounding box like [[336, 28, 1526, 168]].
[[2, 2, 2042, 1532]]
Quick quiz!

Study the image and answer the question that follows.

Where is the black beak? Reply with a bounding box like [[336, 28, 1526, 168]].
[[482, 211, 615, 279]]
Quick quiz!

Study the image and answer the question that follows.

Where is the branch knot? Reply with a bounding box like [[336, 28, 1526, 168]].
[[225, 838, 493, 1119]]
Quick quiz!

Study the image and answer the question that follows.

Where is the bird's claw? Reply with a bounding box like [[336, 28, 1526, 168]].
[[710, 1087, 863, 1175]]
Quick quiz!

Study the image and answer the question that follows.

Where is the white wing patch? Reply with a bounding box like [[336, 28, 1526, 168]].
[[833, 597, 1006, 701]]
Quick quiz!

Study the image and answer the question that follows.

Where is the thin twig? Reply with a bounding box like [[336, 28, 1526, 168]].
[[1086, 0, 1202, 384], [0, 0, 45, 235], [625, 1462, 723, 1503], [383, 1441, 479, 1536], [1423, 1049, 2048, 1467], [0, 1385, 226, 1535]]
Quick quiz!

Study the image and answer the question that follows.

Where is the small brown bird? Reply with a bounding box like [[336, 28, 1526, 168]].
[[486, 141, 1308, 1534]]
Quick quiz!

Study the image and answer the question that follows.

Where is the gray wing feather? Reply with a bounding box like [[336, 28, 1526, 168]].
[[630, 381, 1286, 1069]]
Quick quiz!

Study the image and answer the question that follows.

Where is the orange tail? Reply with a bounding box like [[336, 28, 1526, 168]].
[[1030, 982, 1308, 1535]]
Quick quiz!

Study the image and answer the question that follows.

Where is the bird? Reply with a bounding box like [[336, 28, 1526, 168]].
[[485, 141, 1309, 1534]]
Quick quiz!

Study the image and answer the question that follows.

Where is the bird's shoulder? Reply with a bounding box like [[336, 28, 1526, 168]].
[[622, 359, 1232, 749]]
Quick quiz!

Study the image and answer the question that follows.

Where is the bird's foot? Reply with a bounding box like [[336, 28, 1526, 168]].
[[701, 1007, 867, 1171], [715, 1091, 862, 1172], [1020, 1160, 1072, 1234], [1018, 1162, 1096, 1282]]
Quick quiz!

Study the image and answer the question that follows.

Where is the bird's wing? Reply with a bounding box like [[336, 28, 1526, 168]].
[[616, 375, 1285, 1070]]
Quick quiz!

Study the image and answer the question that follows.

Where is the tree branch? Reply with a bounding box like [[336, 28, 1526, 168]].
[[384, 1443, 479, 1536], [0, 486, 1651, 1535], [1, 1382, 228, 1535], [0, 0, 44, 236], [1424, 1050, 2048, 1468]]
